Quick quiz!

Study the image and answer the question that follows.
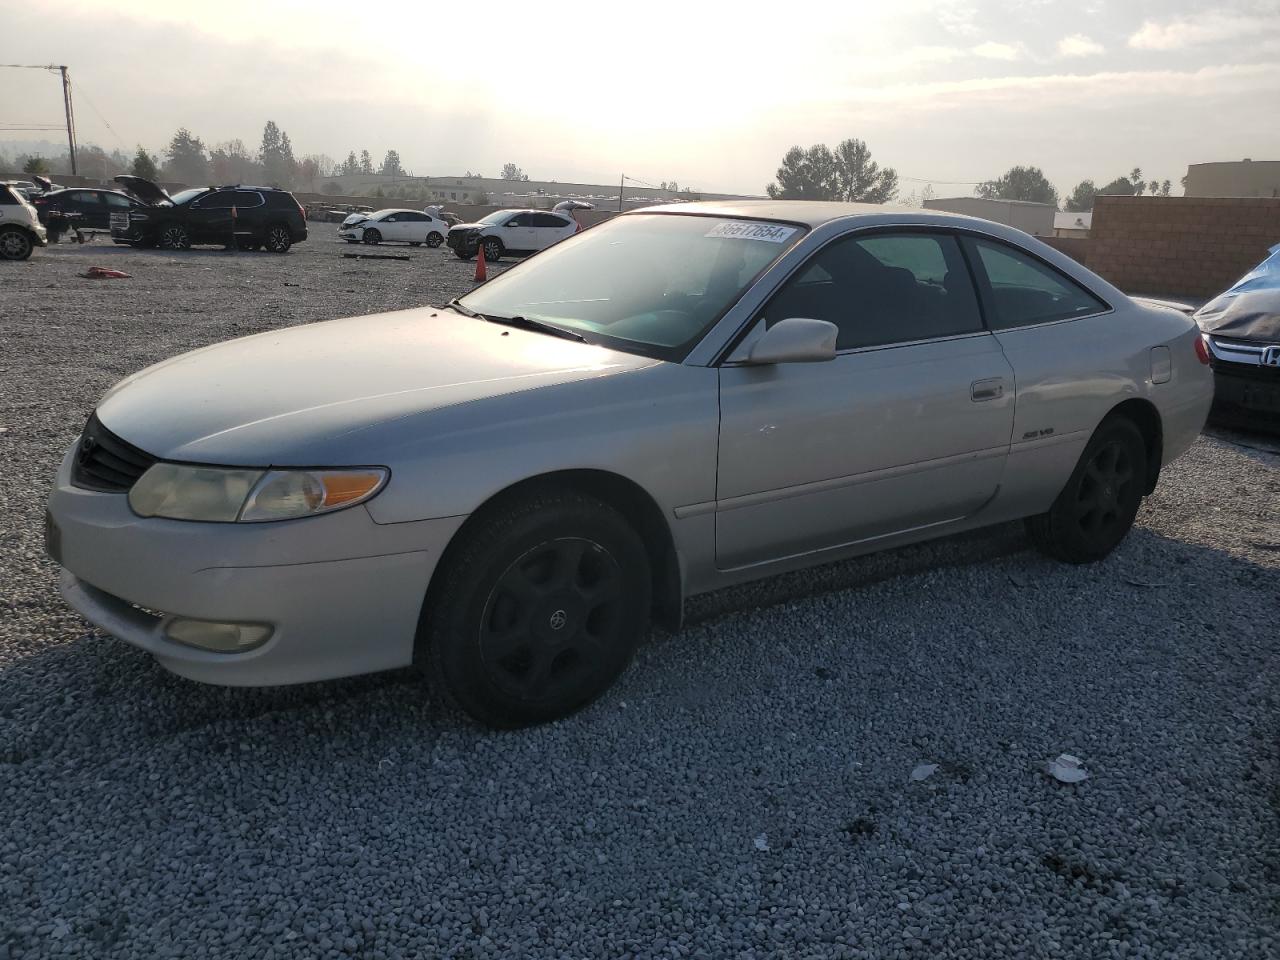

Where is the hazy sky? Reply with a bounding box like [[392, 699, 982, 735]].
[[2, 0, 1278, 197]]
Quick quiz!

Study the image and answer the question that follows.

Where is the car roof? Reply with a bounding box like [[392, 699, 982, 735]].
[[625, 199, 1002, 231], [371, 208, 429, 216]]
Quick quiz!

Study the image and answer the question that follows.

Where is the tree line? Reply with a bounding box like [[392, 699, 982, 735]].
[[765, 139, 1178, 212]]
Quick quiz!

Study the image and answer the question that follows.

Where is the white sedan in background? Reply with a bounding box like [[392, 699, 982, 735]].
[[340, 208, 450, 247]]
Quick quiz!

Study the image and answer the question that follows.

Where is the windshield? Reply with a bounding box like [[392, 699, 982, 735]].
[[477, 211, 511, 225], [168, 188, 206, 205], [457, 214, 805, 360]]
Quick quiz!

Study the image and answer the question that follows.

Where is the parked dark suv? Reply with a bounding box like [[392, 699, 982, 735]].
[[32, 188, 144, 240], [111, 176, 308, 252]]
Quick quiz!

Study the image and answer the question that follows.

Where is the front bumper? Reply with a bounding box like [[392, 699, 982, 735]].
[[1211, 367, 1280, 428], [47, 447, 465, 686]]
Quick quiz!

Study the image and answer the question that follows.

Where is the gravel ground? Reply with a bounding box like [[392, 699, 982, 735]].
[[2, 239, 1278, 959]]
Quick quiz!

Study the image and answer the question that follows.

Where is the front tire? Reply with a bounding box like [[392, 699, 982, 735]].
[[1026, 416, 1147, 564], [0, 227, 34, 260], [420, 491, 651, 728], [362, 228, 381, 245], [158, 223, 191, 250], [482, 237, 503, 262]]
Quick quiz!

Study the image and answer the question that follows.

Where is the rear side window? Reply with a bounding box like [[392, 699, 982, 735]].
[[968, 238, 1107, 329], [70, 191, 104, 205], [0, 186, 17, 205], [765, 232, 984, 350], [533, 213, 570, 228], [231, 190, 265, 208], [103, 193, 133, 208]]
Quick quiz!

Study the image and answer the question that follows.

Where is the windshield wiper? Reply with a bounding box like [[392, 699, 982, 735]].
[[482, 314, 587, 343], [446, 298, 483, 319]]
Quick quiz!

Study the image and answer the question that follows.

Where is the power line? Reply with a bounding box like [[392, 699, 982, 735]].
[[73, 80, 126, 150]]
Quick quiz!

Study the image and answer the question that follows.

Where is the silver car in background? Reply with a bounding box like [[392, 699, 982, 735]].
[[46, 201, 1214, 727]]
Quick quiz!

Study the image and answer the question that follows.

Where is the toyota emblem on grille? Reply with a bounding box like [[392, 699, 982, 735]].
[[548, 609, 568, 630], [1262, 345, 1280, 367]]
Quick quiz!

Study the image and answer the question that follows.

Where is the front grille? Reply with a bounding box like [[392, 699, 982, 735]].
[[71, 414, 157, 493]]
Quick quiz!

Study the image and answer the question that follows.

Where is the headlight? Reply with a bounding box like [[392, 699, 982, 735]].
[[128, 464, 388, 522]]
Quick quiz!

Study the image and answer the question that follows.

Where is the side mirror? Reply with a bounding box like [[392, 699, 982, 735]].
[[741, 317, 838, 364]]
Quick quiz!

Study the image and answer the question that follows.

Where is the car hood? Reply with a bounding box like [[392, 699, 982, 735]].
[[113, 174, 170, 206], [449, 222, 485, 231], [95, 307, 656, 464], [1194, 243, 1280, 342]]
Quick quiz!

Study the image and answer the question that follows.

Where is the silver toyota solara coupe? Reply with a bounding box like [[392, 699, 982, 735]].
[[46, 201, 1214, 726]]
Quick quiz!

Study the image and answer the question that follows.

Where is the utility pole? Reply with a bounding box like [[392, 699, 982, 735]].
[[59, 66, 77, 175], [619, 174, 624, 213]]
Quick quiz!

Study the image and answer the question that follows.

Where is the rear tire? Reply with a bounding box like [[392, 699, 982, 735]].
[[1026, 416, 1147, 564], [426, 232, 443, 248], [419, 491, 651, 728], [264, 224, 292, 253], [0, 227, 34, 260]]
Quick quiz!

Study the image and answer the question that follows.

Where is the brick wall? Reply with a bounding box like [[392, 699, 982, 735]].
[[1086, 196, 1280, 297], [1040, 235, 1090, 267]]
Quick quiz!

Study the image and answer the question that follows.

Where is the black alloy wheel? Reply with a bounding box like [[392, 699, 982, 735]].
[[158, 223, 191, 250], [0, 228, 33, 260], [264, 224, 292, 253], [1027, 416, 1147, 563], [421, 491, 651, 728]]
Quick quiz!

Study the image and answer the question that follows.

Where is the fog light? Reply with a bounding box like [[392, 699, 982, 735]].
[[165, 619, 273, 653]]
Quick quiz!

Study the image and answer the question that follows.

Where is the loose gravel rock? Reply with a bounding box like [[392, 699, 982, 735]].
[[2, 241, 1278, 959]]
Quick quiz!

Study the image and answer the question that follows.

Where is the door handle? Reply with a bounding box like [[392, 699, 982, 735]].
[[971, 378, 1005, 402]]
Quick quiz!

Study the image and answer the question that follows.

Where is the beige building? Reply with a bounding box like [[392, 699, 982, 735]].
[[1054, 211, 1092, 238], [1184, 159, 1280, 198], [922, 196, 1056, 236]]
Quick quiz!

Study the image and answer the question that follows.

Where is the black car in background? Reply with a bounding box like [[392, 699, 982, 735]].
[[32, 188, 144, 239], [111, 176, 308, 252]]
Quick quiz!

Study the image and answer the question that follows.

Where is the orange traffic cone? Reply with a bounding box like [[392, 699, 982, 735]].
[[474, 241, 487, 282]]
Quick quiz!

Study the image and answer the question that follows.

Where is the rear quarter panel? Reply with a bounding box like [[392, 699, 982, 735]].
[[991, 300, 1211, 519]]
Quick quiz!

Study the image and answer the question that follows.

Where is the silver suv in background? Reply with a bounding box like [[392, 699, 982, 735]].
[[0, 183, 48, 260]]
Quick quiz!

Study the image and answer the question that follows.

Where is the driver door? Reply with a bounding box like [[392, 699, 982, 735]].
[[715, 231, 1015, 569], [187, 192, 234, 243]]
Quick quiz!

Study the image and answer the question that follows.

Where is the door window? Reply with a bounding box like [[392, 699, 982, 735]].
[[765, 232, 984, 350], [70, 191, 104, 205], [103, 193, 133, 208], [193, 192, 237, 208], [506, 213, 534, 227], [968, 238, 1106, 328], [532, 213, 570, 228]]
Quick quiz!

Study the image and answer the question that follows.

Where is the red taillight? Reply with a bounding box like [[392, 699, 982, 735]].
[[1194, 334, 1210, 365]]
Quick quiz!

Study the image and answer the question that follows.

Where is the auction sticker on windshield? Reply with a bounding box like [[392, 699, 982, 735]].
[[704, 221, 798, 243]]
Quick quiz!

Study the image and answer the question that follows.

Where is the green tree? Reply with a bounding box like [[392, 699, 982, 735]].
[[1096, 176, 1136, 197], [359, 150, 374, 175], [381, 150, 404, 176], [340, 152, 360, 176], [22, 156, 49, 175], [831, 138, 898, 203], [1063, 179, 1096, 212], [163, 128, 210, 184], [131, 145, 158, 180], [975, 165, 1059, 206], [259, 121, 296, 187], [1160, 179, 1172, 197], [500, 162, 529, 181], [1128, 167, 1144, 195], [766, 144, 838, 200], [766, 139, 897, 202]]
